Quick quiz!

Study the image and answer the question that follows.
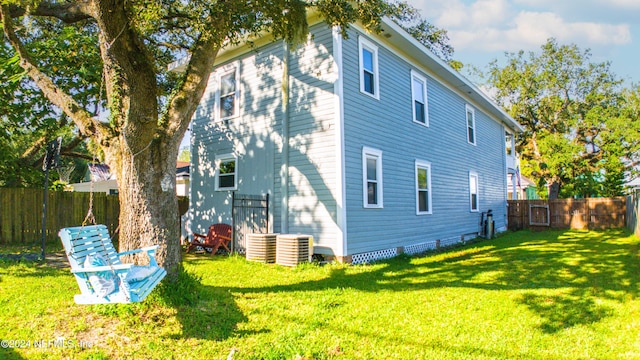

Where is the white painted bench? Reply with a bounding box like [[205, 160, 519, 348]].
[[58, 225, 166, 304]]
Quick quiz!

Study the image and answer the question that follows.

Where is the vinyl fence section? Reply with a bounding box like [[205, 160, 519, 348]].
[[0, 188, 119, 245], [508, 198, 626, 231]]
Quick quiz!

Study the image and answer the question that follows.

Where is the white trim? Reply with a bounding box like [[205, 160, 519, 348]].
[[333, 26, 347, 257], [411, 70, 429, 127], [469, 171, 479, 212], [358, 36, 380, 100], [415, 160, 432, 215], [215, 153, 237, 191], [362, 146, 383, 208], [466, 104, 476, 146], [215, 61, 241, 122]]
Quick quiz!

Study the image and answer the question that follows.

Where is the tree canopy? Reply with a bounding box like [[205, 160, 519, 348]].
[[486, 39, 640, 198], [0, 0, 454, 276], [0, 0, 454, 188]]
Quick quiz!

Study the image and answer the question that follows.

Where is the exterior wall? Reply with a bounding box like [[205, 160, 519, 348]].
[[341, 28, 508, 256], [281, 26, 340, 254], [190, 23, 514, 259], [189, 25, 341, 254], [190, 40, 283, 236]]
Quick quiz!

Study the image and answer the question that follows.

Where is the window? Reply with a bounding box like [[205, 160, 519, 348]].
[[415, 160, 432, 214], [217, 65, 239, 120], [216, 154, 237, 191], [411, 71, 428, 126], [466, 105, 476, 145], [359, 37, 379, 99], [505, 131, 514, 156], [362, 147, 383, 208], [469, 171, 479, 212]]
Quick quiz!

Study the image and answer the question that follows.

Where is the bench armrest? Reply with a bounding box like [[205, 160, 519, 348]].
[[117, 245, 161, 267], [117, 245, 160, 257], [71, 263, 133, 274]]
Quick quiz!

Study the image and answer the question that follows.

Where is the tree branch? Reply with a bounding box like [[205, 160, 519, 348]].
[[6, 1, 94, 23], [1, 5, 109, 144], [163, 29, 222, 142]]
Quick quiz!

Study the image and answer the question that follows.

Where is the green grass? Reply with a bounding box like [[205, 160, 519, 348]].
[[1, 229, 639, 359]]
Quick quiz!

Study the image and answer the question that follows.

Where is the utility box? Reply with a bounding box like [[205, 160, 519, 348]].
[[245, 233, 278, 263], [276, 234, 313, 267]]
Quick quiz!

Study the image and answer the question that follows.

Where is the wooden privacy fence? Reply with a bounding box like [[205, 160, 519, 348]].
[[0, 188, 119, 245], [507, 198, 626, 231]]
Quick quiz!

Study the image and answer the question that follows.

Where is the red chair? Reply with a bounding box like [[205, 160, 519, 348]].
[[186, 224, 232, 255]]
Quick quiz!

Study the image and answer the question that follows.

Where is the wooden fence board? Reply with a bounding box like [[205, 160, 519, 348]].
[[0, 189, 189, 245], [508, 197, 626, 231], [0, 188, 120, 245]]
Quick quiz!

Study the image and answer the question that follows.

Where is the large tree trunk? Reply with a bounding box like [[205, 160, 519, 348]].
[[2, 1, 223, 280], [107, 137, 182, 277]]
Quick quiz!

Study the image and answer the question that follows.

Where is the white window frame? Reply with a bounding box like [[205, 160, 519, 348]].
[[469, 171, 479, 212], [411, 70, 429, 127], [358, 37, 379, 100], [215, 154, 237, 191], [215, 62, 240, 121], [415, 160, 432, 215], [466, 104, 476, 145], [362, 147, 383, 208]]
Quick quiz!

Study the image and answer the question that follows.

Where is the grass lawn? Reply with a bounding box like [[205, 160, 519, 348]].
[[1, 229, 639, 359]]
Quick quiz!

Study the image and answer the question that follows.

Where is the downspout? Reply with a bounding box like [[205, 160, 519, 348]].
[[280, 40, 290, 233]]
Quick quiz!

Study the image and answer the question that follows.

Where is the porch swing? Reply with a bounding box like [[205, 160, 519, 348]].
[[58, 156, 166, 304]]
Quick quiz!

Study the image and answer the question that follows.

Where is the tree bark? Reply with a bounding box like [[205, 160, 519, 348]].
[[548, 181, 561, 200], [107, 136, 182, 276]]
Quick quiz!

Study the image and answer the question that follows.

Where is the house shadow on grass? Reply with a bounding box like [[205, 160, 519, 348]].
[[215, 228, 638, 335]]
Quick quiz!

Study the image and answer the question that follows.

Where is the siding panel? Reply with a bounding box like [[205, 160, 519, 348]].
[[190, 25, 340, 254], [342, 29, 508, 255]]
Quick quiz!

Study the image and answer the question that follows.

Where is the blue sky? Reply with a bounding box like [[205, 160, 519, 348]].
[[408, 0, 640, 85]]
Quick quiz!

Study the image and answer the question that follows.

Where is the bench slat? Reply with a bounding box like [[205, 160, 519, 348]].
[[58, 225, 165, 304]]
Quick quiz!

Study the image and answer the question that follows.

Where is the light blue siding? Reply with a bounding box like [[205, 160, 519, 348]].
[[190, 23, 513, 259], [190, 25, 341, 254], [190, 41, 283, 235], [282, 26, 339, 253], [342, 30, 508, 255]]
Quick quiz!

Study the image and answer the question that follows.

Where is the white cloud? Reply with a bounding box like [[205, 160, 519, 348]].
[[608, 0, 640, 10], [411, 0, 632, 53]]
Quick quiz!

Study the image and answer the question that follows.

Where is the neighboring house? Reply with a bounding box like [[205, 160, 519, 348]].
[[625, 177, 640, 193], [69, 164, 119, 195], [176, 161, 190, 197], [507, 173, 539, 200], [70, 163, 190, 197], [187, 17, 523, 263]]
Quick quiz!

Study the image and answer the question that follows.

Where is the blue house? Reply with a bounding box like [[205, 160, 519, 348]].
[[187, 17, 523, 263]]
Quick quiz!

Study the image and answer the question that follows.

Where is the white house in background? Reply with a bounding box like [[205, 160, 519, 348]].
[[69, 162, 190, 197], [187, 16, 523, 263], [69, 164, 118, 194]]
